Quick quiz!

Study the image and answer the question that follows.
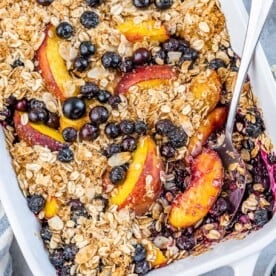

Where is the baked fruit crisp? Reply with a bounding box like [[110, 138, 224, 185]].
[[0, 0, 275, 275]]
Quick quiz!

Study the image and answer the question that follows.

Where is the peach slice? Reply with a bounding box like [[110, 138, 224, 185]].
[[44, 197, 59, 219], [115, 65, 176, 94], [110, 136, 163, 215], [189, 70, 221, 114], [37, 25, 77, 100], [14, 111, 65, 151], [150, 246, 167, 267], [169, 149, 223, 228], [117, 20, 169, 42], [188, 107, 227, 156], [59, 115, 88, 131]]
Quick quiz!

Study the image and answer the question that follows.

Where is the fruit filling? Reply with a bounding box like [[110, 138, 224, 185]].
[[0, 0, 275, 275]]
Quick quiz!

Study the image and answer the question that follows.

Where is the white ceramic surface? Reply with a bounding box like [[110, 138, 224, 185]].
[[0, 1, 275, 276]]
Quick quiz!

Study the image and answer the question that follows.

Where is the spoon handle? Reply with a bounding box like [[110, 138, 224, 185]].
[[225, 0, 273, 138]]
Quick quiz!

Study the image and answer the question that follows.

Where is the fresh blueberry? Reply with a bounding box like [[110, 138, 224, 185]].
[[79, 41, 96, 57], [96, 90, 111, 103], [73, 56, 90, 72], [62, 127, 77, 143], [89, 106, 109, 124], [62, 97, 86, 120], [105, 122, 121, 138], [101, 51, 122, 69], [109, 166, 127, 184], [80, 82, 100, 100], [56, 22, 74, 39], [119, 120, 135, 135], [27, 195, 45, 214], [80, 11, 99, 29], [57, 147, 74, 163], [133, 244, 146, 262], [79, 123, 100, 141]]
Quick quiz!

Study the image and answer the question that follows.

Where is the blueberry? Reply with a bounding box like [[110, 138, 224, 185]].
[[119, 57, 134, 73], [209, 58, 226, 70], [80, 11, 99, 29], [177, 39, 189, 53], [56, 22, 74, 39], [80, 82, 100, 99], [133, 0, 151, 8], [162, 38, 179, 52], [58, 265, 72, 276], [27, 195, 45, 214], [28, 108, 49, 123], [209, 197, 229, 217], [36, 0, 54, 6], [105, 122, 121, 139], [133, 48, 151, 66], [153, 50, 167, 65], [79, 41, 96, 57], [12, 59, 24, 68], [244, 114, 265, 138], [174, 167, 189, 191], [133, 244, 146, 262], [121, 136, 137, 152], [15, 98, 28, 112], [155, 119, 174, 135], [73, 56, 90, 72], [69, 199, 88, 221], [96, 90, 111, 103], [179, 48, 198, 65], [49, 249, 64, 269], [154, 0, 173, 9], [160, 142, 176, 158], [135, 121, 147, 135], [108, 95, 121, 109], [46, 112, 60, 129], [40, 223, 52, 242], [167, 126, 187, 148], [254, 209, 269, 226], [176, 235, 195, 250], [119, 120, 135, 135], [29, 99, 46, 110], [89, 106, 109, 124], [134, 261, 150, 274], [79, 123, 99, 141], [109, 166, 127, 184], [63, 244, 78, 261], [62, 97, 86, 120], [57, 147, 74, 163], [101, 51, 122, 69], [86, 0, 104, 7], [103, 143, 122, 158], [62, 127, 77, 143]]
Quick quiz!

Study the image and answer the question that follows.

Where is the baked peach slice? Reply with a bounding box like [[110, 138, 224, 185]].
[[189, 70, 221, 114], [37, 24, 77, 100], [188, 107, 227, 156], [115, 65, 176, 94], [169, 149, 223, 228], [14, 111, 65, 151], [59, 115, 88, 131], [44, 197, 59, 219], [117, 20, 169, 42], [149, 245, 167, 267], [110, 136, 163, 215]]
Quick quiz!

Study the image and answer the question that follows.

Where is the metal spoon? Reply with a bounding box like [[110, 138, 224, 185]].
[[214, 0, 273, 221]]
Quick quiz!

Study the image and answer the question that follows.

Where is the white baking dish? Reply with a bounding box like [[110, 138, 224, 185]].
[[0, 1, 275, 276]]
